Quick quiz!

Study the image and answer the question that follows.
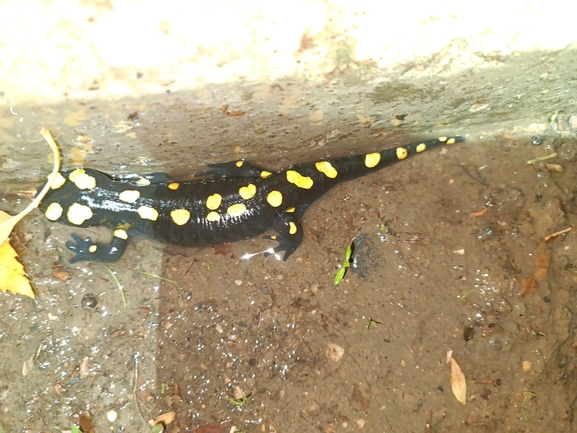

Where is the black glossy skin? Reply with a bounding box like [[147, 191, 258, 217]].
[[38, 136, 465, 262]]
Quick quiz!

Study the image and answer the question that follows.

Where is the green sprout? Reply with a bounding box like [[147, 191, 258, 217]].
[[151, 424, 164, 433], [334, 243, 354, 286], [458, 288, 477, 302], [136, 270, 176, 284], [104, 265, 127, 309], [226, 394, 250, 407], [548, 111, 559, 128], [161, 382, 167, 394], [521, 390, 536, 420], [365, 318, 382, 330]]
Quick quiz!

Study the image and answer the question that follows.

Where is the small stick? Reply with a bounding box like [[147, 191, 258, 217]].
[[544, 227, 572, 242]]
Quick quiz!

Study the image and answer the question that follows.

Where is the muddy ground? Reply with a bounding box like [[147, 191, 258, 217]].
[[1, 94, 577, 433]]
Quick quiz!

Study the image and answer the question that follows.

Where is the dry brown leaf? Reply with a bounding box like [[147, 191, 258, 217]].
[[150, 411, 176, 426], [0, 128, 60, 298], [450, 357, 467, 405], [51, 263, 72, 282], [469, 208, 488, 218], [351, 383, 370, 412], [520, 242, 551, 296], [533, 242, 551, 269], [79, 411, 95, 433], [520, 274, 536, 297]]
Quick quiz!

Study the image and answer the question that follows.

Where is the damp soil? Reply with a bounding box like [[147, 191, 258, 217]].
[[2, 75, 577, 432], [3, 129, 577, 432]]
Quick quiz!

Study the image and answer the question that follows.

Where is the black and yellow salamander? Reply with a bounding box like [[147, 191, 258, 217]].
[[38, 136, 465, 263]]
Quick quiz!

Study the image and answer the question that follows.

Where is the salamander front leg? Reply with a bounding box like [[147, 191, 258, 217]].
[[66, 228, 129, 263], [263, 215, 304, 261]]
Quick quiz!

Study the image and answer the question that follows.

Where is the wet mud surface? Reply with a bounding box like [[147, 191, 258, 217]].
[[1, 84, 577, 432]]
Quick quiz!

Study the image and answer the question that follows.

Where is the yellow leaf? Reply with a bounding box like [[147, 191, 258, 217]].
[[0, 240, 34, 297], [450, 357, 467, 405], [0, 128, 61, 298]]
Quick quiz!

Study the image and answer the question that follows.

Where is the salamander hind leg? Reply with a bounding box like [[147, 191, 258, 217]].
[[263, 215, 304, 261], [66, 227, 130, 263]]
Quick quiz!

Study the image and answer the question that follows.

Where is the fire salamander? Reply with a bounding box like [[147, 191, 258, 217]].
[[39, 136, 464, 263]]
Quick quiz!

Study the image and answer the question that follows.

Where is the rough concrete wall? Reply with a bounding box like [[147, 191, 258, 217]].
[[0, 0, 576, 178], [1, 0, 575, 103]]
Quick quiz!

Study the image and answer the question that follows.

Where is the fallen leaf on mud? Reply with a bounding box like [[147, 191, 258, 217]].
[[79, 412, 94, 433], [149, 411, 175, 426], [0, 239, 35, 298], [326, 343, 345, 362], [22, 356, 34, 376], [450, 357, 467, 405], [0, 128, 61, 298], [520, 242, 551, 296], [545, 163, 563, 172], [469, 208, 488, 218], [351, 383, 370, 411], [213, 243, 232, 256], [52, 262, 72, 282]]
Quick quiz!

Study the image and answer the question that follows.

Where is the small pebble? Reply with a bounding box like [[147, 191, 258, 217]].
[[81, 294, 98, 309], [326, 343, 344, 362], [545, 163, 563, 172], [530, 135, 545, 146], [522, 360, 532, 372], [106, 410, 117, 422]]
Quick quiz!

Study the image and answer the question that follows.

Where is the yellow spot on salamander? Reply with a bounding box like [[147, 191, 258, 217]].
[[438, 136, 448, 142], [206, 211, 220, 222], [447, 137, 456, 145], [137, 206, 159, 221], [416, 143, 427, 153], [267, 190, 283, 207], [236, 161, 244, 167], [51, 172, 67, 189], [118, 190, 140, 203], [135, 177, 151, 186], [396, 147, 408, 160], [289, 221, 297, 235], [45, 202, 63, 221], [171, 209, 191, 225], [365, 153, 381, 168], [286, 207, 296, 213], [239, 183, 257, 200], [67, 203, 93, 225], [260, 171, 272, 178], [168, 182, 180, 190], [315, 161, 338, 178], [206, 193, 222, 210], [286, 170, 313, 189], [114, 229, 128, 239], [89, 245, 98, 253], [227, 203, 247, 217], [69, 169, 96, 190]]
